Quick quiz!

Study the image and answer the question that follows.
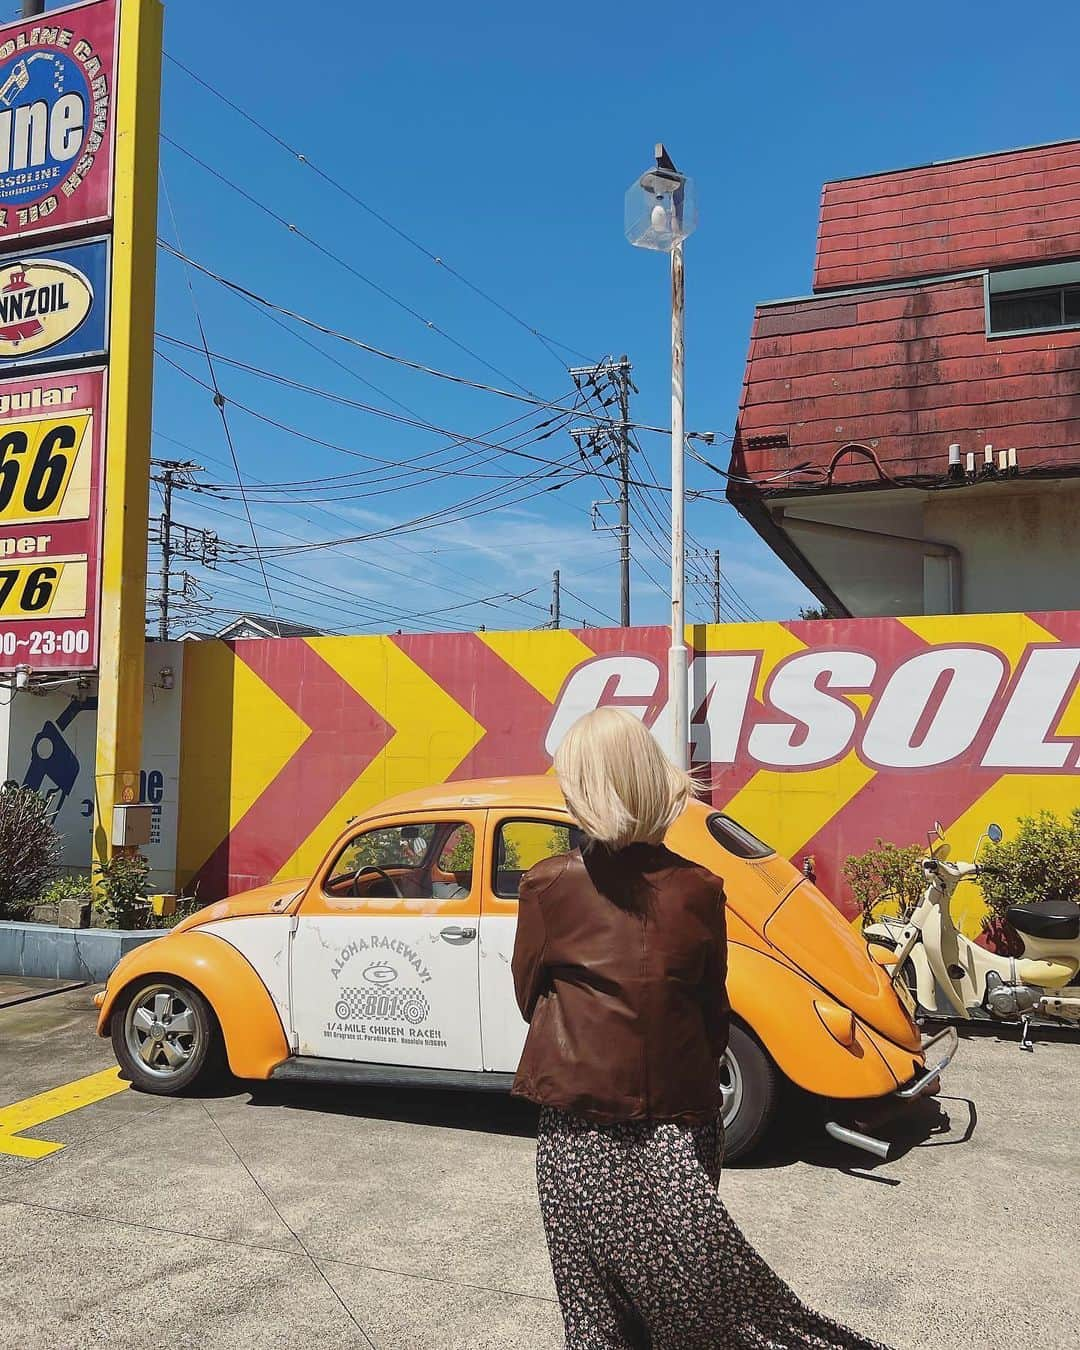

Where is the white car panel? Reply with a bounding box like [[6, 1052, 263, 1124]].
[[290, 914, 483, 1069], [479, 914, 528, 1072], [200, 915, 293, 1034]]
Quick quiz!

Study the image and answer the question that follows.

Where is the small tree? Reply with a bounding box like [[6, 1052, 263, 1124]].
[[0, 784, 62, 919], [93, 853, 152, 929], [797, 605, 831, 621], [977, 809, 1080, 933], [844, 838, 926, 927]]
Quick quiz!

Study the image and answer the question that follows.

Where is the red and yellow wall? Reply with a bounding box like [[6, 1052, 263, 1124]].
[[177, 611, 1080, 934]]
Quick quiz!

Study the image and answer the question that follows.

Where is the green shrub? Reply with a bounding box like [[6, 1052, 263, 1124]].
[[93, 853, 152, 930], [844, 838, 926, 927], [0, 784, 62, 919], [38, 872, 93, 905], [978, 809, 1080, 933]]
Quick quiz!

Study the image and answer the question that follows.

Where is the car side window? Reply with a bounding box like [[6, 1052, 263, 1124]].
[[493, 819, 581, 900], [326, 821, 474, 899]]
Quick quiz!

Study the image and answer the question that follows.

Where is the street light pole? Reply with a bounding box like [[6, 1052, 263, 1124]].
[[668, 238, 688, 768], [625, 144, 697, 770]]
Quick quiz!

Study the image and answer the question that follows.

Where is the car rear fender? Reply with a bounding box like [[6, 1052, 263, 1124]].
[[96, 931, 290, 1080], [728, 941, 918, 1100]]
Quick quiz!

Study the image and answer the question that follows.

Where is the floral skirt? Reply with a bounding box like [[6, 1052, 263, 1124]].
[[536, 1108, 892, 1350]]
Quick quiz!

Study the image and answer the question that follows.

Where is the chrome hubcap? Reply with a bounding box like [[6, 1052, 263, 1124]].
[[719, 1049, 744, 1129], [124, 985, 200, 1077]]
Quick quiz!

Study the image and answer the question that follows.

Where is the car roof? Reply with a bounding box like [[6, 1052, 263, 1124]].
[[373, 775, 568, 816]]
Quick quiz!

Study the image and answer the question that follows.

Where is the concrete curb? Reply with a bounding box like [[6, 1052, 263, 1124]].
[[0, 922, 165, 983], [0, 979, 87, 1010]]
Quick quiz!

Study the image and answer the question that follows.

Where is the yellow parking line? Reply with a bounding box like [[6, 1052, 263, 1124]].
[[0, 1068, 128, 1159]]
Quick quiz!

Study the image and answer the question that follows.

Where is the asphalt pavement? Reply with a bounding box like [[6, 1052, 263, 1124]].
[[0, 983, 1077, 1349]]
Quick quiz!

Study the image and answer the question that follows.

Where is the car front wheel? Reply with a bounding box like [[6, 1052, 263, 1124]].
[[720, 1020, 780, 1162], [111, 978, 220, 1095]]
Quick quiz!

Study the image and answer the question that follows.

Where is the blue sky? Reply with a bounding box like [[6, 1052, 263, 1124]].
[[149, 0, 1080, 636]]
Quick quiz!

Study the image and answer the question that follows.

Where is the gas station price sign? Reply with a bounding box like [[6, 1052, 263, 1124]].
[[0, 365, 104, 670]]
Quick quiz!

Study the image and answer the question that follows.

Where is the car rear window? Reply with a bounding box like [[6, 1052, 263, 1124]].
[[706, 813, 774, 860]]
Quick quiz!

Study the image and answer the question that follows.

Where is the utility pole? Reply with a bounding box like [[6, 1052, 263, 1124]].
[[570, 357, 634, 627], [551, 569, 561, 629], [712, 550, 721, 624], [150, 460, 216, 639], [616, 354, 632, 627]]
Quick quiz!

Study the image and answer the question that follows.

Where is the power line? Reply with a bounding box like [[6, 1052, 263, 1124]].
[[163, 52, 593, 369], [161, 134, 538, 396], [155, 337, 576, 472], [160, 475, 593, 632], [156, 244, 720, 444], [160, 170, 280, 624]]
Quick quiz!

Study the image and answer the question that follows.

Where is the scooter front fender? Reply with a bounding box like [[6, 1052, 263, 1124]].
[[920, 904, 971, 1019]]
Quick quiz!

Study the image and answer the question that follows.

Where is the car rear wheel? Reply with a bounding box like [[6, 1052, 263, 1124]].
[[720, 1020, 780, 1162], [111, 978, 220, 1095]]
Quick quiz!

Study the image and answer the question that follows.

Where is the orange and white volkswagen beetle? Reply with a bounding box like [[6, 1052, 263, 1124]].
[[96, 777, 955, 1161]]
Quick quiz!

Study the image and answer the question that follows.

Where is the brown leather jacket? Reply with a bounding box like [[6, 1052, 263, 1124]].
[[511, 843, 729, 1125]]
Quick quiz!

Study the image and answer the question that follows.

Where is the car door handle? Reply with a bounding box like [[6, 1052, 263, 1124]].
[[440, 925, 477, 944]]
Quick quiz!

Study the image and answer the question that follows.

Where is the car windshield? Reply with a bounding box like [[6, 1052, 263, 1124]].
[[706, 813, 774, 860]]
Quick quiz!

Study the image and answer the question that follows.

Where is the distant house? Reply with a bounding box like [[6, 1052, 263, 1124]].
[[178, 614, 326, 641]]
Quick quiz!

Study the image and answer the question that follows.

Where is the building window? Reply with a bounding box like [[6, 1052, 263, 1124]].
[[987, 261, 1080, 335], [989, 283, 1080, 333]]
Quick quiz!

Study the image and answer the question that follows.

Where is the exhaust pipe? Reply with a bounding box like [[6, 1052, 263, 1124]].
[[824, 1120, 891, 1160]]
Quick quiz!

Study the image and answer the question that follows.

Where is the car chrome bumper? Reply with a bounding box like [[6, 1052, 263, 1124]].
[[825, 1025, 959, 1159], [895, 1025, 958, 1100]]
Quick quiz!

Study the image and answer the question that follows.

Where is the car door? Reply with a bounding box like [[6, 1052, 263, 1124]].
[[478, 812, 578, 1073], [290, 813, 485, 1070]]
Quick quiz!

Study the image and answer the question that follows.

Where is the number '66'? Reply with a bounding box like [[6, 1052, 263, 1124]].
[[0, 425, 76, 514]]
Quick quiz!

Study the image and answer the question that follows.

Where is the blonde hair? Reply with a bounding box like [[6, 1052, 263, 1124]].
[[554, 707, 694, 850]]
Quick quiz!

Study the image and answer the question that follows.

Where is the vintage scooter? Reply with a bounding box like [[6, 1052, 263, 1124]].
[[865, 824, 1080, 1049]]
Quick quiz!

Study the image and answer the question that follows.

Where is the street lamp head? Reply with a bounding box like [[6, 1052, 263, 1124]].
[[625, 142, 698, 252]]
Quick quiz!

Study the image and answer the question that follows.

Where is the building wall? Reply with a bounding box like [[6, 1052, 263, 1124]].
[[0, 642, 184, 893], [923, 480, 1080, 613], [9, 620, 1076, 934], [814, 140, 1080, 289], [168, 619, 1080, 938], [732, 274, 1080, 491], [775, 480, 1080, 617]]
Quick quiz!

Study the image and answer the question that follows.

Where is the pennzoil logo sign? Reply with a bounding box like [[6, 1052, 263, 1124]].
[[0, 256, 92, 355]]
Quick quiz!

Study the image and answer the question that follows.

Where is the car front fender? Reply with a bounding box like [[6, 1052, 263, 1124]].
[[96, 930, 290, 1080], [727, 941, 921, 1101]]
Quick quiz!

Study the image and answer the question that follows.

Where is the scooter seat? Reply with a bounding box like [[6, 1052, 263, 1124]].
[[1007, 900, 1080, 941]]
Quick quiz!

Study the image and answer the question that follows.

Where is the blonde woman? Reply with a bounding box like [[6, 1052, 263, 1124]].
[[512, 707, 889, 1350]]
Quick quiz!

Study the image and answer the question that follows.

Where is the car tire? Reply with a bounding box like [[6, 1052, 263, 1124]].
[[720, 1020, 780, 1163], [111, 977, 222, 1096]]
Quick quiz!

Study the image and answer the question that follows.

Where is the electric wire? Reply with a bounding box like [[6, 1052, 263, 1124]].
[[163, 52, 593, 369], [156, 243, 710, 441], [162, 133, 538, 397], [160, 171, 279, 625], [162, 482, 595, 631]]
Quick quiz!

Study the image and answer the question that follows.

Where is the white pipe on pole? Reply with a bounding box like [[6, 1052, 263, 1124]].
[[668, 237, 688, 770]]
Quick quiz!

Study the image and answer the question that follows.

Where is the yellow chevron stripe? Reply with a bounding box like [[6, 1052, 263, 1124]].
[[177, 642, 308, 887], [272, 636, 484, 880], [900, 612, 1058, 673], [720, 752, 876, 862], [478, 629, 594, 702], [943, 773, 1080, 937]]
